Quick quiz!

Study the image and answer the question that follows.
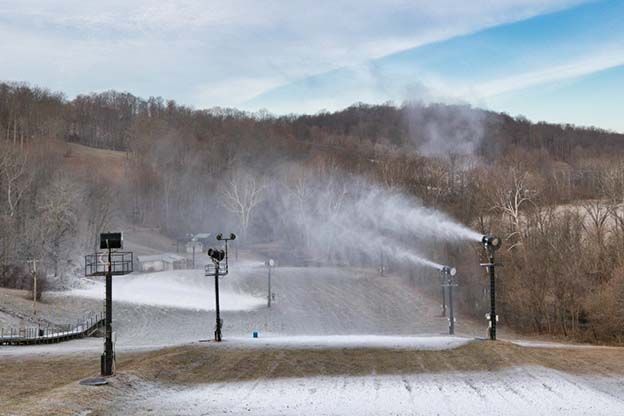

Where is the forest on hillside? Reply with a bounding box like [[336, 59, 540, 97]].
[[2, 81, 624, 343]]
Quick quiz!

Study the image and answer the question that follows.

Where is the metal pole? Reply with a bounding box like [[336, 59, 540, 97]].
[[448, 274, 455, 335], [33, 262, 37, 316], [103, 246, 114, 375], [27, 259, 39, 316], [441, 281, 446, 317], [268, 265, 272, 308], [488, 253, 496, 341], [192, 244, 196, 269], [224, 241, 228, 265], [214, 262, 222, 342]]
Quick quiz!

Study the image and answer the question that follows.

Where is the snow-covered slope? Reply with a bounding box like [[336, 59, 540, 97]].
[[62, 264, 476, 347], [116, 367, 624, 416], [68, 270, 265, 312]]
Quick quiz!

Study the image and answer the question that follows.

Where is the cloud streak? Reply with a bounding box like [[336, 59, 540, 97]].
[[474, 50, 624, 98], [0, 0, 586, 107]]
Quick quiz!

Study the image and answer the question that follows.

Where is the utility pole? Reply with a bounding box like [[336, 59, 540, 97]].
[[265, 259, 275, 307], [268, 262, 272, 308], [27, 259, 39, 316], [192, 242, 196, 269], [440, 275, 447, 317]]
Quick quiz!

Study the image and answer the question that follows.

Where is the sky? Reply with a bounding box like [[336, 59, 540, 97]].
[[0, 0, 622, 132]]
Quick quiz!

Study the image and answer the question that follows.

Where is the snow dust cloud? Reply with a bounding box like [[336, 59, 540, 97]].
[[69, 270, 265, 311]]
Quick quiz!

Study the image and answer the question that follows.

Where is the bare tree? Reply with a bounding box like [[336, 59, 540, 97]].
[[494, 169, 537, 249], [83, 182, 117, 252], [0, 143, 32, 218], [220, 168, 266, 242], [38, 176, 80, 278]]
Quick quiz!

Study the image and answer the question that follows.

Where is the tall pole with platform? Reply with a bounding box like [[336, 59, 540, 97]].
[[103, 242, 113, 376], [84, 232, 133, 376]]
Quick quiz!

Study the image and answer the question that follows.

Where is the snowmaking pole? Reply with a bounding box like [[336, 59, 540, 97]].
[[448, 272, 455, 335], [208, 235, 234, 342], [440, 278, 447, 317], [441, 266, 457, 335], [214, 260, 222, 341], [207, 248, 226, 342], [480, 235, 502, 341]]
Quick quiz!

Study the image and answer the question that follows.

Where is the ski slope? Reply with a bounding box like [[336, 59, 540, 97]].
[[63, 263, 471, 347]]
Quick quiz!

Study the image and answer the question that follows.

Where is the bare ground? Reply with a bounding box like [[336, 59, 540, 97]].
[[2, 339, 624, 415]]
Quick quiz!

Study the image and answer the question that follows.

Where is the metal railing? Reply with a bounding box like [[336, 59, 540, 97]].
[[0, 312, 105, 345], [85, 251, 134, 276], [204, 262, 229, 276]]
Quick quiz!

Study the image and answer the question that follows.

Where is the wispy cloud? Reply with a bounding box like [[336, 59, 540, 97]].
[[472, 48, 624, 98], [0, 0, 586, 107]]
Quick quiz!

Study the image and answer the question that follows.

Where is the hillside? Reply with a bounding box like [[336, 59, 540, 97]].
[[3, 82, 624, 344]]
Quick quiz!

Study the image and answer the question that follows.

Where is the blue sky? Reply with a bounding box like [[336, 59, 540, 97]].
[[0, 0, 622, 131]]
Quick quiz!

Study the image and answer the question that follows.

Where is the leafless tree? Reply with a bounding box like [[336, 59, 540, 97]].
[[0, 143, 32, 218], [38, 176, 80, 278], [220, 168, 266, 242], [494, 169, 537, 249]]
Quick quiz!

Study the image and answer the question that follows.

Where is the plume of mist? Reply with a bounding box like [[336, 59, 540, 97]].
[[404, 102, 485, 159], [276, 172, 481, 271], [353, 186, 483, 242], [329, 222, 445, 271]]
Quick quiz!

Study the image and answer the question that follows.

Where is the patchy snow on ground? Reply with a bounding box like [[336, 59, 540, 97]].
[[222, 335, 472, 350], [66, 270, 265, 312], [0, 338, 104, 357], [125, 366, 624, 416], [508, 339, 621, 350]]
